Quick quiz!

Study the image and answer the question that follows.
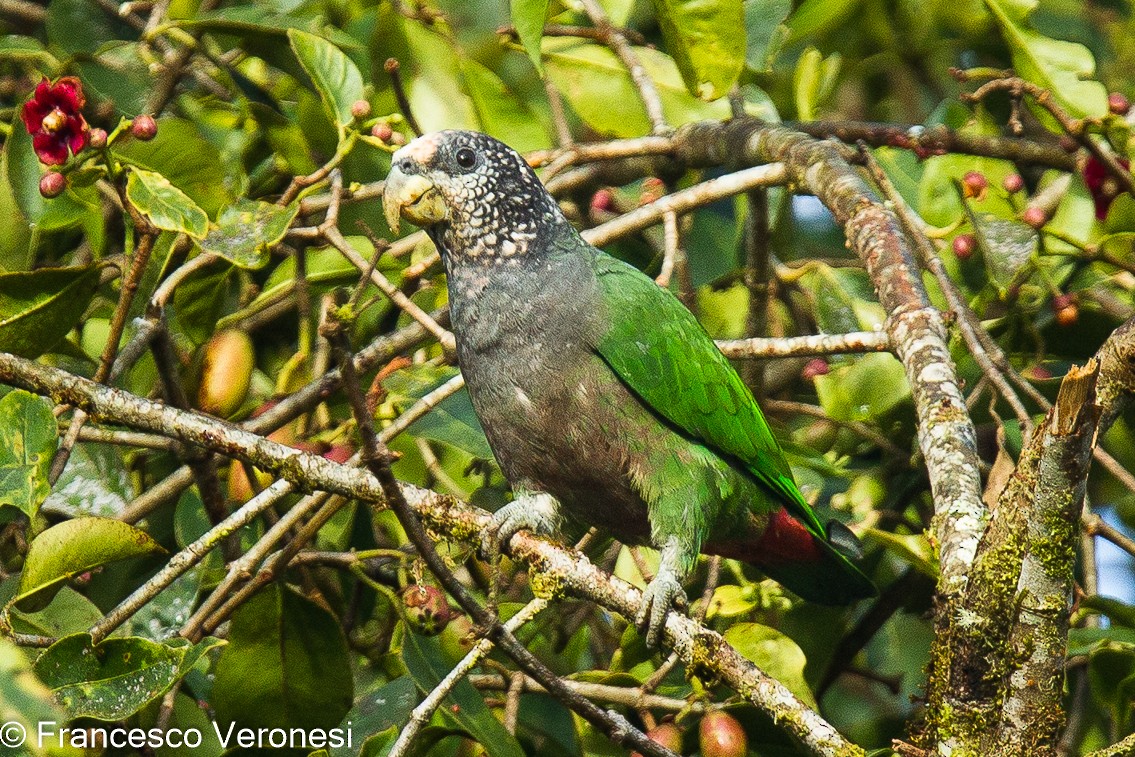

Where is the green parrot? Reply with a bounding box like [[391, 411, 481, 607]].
[[383, 130, 876, 645]]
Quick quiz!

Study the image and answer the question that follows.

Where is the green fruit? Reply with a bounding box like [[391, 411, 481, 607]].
[[402, 584, 453, 636], [197, 329, 254, 417], [699, 711, 747, 757]]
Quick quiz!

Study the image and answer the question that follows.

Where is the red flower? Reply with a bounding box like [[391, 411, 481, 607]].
[[20, 77, 89, 166], [1083, 155, 1131, 220]]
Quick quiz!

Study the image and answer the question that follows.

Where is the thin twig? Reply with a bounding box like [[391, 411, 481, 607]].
[[389, 599, 549, 757], [576, 0, 668, 135]]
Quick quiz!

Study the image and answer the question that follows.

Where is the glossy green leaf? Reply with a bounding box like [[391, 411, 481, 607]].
[[16, 517, 165, 611], [288, 29, 365, 133], [543, 38, 731, 137], [510, 0, 549, 72], [0, 390, 57, 520], [113, 119, 236, 217], [211, 584, 353, 731], [0, 264, 101, 358], [744, 0, 792, 72], [984, 0, 1107, 121], [126, 168, 209, 239], [652, 0, 745, 99], [401, 626, 526, 757], [962, 206, 1038, 294], [33, 633, 223, 720], [200, 199, 299, 270], [723, 622, 817, 708]]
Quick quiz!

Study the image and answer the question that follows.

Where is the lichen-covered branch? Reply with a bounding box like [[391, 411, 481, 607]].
[[929, 316, 1135, 753], [995, 361, 1100, 753], [0, 350, 861, 757]]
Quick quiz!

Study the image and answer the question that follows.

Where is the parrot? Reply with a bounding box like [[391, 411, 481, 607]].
[[382, 130, 876, 646]]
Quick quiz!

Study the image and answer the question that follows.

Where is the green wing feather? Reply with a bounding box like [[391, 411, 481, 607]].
[[587, 251, 826, 535]]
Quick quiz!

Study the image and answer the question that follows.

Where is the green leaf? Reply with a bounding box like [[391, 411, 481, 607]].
[[723, 622, 817, 708], [866, 529, 938, 578], [815, 352, 911, 423], [382, 365, 493, 459], [744, 0, 792, 72], [510, 0, 549, 72], [15, 517, 165, 611], [967, 212, 1038, 294], [543, 38, 732, 137], [200, 199, 299, 270], [211, 584, 353, 731], [705, 584, 759, 618], [0, 390, 58, 520], [126, 168, 209, 239], [9, 587, 103, 639], [113, 119, 237, 218], [33, 633, 223, 721], [783, 0, 862, 47], [401, 626, 526, 757], [41, 442, 132, 519], [651, 0, 745, 99], [0, 264, 102, 358], [0, 637, 65, 730], [984, 0, 1107, 121], [0, 35, 59, 68], [459, 57, 550, 154], [288, 29, 365, 134], [793, 46, 841, 121]]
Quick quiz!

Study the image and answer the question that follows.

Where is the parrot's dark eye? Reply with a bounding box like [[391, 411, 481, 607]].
[[455, 147, 477, 170]]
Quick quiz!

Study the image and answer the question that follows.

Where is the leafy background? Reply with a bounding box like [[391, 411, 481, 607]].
[[0, 0, 1133, 755]]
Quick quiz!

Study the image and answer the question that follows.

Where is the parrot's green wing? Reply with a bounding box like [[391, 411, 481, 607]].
[[588, 252, 826, 534]]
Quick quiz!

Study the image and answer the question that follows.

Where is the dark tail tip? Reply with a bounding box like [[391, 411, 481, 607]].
[[826, 519, 864, 561]]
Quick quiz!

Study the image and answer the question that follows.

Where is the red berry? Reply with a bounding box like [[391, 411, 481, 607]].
[[1051, 293, 1076, 312], [351, 99, 371, 120], [88, 127, 107, 150], [1027, 365, 1053, 380], [39, 171, 66, 198], [1109, 92, 1130, 116], [389, 131, 406, 146], [952, 234, 976, 260], [631, 723, 682, 757], [590, 188, 614, 213], [371, 122, 393, 142], [1022, 206, 1047, 229], [699, 711, 748, 757], [802, 358, 829, 380], [1002, 174, 1024, 193], [402, 585, 453, 635], [962, 171, 988, 200], [131, 114, 157, 141]]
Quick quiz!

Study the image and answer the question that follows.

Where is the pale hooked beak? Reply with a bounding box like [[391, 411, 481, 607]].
[[383, 165, 448, 234]]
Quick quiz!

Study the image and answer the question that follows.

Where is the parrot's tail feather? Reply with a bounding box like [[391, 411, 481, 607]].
[[709, 508, 878, 605]]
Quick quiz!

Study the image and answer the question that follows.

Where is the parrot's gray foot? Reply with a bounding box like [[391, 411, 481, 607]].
[[483, 491, 562, 554], [636, 570, 686, 648], [635, 539, 690, 647]]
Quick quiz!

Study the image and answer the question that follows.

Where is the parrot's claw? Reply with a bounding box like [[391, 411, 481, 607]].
[[483, 491, 562, 555], [636, 571, 687, 648]]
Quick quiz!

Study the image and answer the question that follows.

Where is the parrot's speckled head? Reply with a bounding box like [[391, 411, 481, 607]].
[[383, 130, 564, 262]]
